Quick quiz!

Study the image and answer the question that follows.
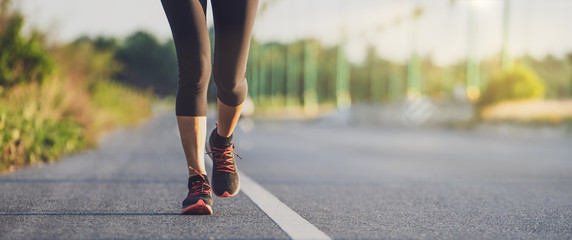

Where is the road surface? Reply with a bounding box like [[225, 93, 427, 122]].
[[1, 112, 571, 239]]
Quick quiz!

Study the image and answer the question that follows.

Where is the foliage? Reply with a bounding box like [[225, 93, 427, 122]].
[[0, 2, 153, 172], [90, 80, 153, 131], [0, 108, 86, 171], [74, 35, 119, 52], [478, 65, 545, 108], [526, 54, 572, 99], [0, 7, 53, 89], [0, 79, 88, 172], [0, 45, 153, 171], [71, 32, 178, 96], [115, 31, 178, 96]]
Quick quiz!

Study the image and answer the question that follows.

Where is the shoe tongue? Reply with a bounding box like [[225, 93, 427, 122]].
[[188, 174, 208, 188]]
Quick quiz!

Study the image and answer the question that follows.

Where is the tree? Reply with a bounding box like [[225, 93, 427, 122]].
[[0, 1, 52, 89], [115, 31, 177, 96], [478, 64, 545, 108]]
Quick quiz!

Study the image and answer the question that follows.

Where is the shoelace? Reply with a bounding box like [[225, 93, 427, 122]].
[[187, 169, 210, 197], [209, 144, 242, 173]]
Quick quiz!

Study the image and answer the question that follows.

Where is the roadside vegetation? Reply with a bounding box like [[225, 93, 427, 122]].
[[0, 1, 153, 172]]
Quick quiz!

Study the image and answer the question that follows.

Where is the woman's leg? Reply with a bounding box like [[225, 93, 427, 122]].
[[211, 0, 259, 136], [207, 0, 258, 198], [176, 117, 207, 175], [161, 0, 211, 176], [216, 100, 243, 137]]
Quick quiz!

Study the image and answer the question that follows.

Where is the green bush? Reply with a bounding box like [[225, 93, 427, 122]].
[[0, 111, 86, 172], [478, 65, 546, 108], [0, 1, 153, 172], [0, 10, 53, 88]]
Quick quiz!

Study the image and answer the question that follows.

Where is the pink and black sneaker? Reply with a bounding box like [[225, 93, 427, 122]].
[[181, 171, 213, 215], [207, 126, 241, 197]]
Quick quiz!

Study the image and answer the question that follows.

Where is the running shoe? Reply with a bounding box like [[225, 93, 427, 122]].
[[207, 127, 241, 197], [181, 172, 213, 215]]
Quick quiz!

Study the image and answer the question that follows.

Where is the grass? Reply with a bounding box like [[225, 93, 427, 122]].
[[90, 80, 154, 133], [0, 45, 153, 173]]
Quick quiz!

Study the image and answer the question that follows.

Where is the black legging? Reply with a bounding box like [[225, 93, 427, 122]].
[[161, 0, 258, 116]]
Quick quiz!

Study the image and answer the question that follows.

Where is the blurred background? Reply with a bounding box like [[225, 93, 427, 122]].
[[1, 0, 571, 171]]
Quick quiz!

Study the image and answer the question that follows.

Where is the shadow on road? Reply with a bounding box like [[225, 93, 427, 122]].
[[0, 212, 180, 216]]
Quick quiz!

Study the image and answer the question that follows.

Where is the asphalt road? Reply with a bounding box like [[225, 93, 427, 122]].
[[1, 111, 571, 239]]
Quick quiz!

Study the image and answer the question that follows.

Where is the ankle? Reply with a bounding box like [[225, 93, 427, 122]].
[[188, 167, 207, 177], [216, 127, 233, 138], [188, 172, 207, 178], [213, 128, 233, 147]]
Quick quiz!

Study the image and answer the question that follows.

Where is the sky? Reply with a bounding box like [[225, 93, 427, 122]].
[[16, 0, 572, 66]]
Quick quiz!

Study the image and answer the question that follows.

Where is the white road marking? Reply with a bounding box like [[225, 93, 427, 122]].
[[239, 173, 332, 240], [206, 154, 330, 239]]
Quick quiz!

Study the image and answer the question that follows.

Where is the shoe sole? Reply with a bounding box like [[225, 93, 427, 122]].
[[215, 187, 239, 197], [181, 199, 213, 215], [206, 141, 240, 198]]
